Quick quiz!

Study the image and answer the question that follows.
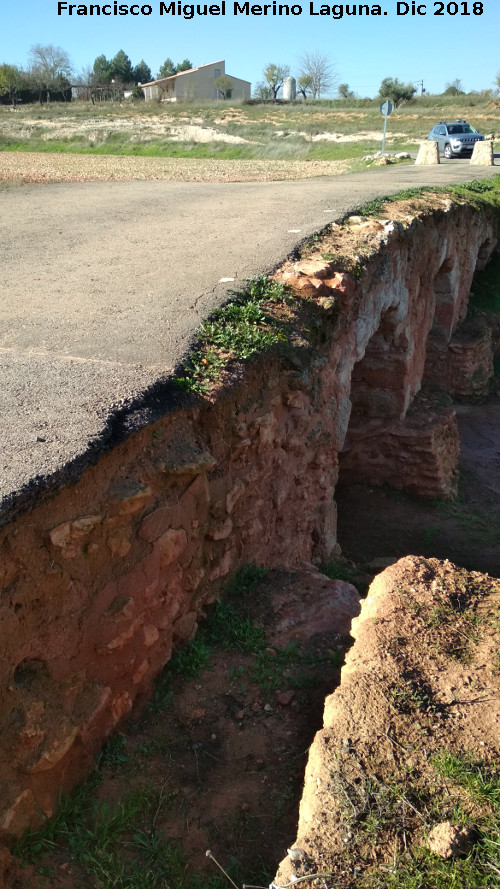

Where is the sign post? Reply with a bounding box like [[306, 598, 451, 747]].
[[379, 100, 393, 154]]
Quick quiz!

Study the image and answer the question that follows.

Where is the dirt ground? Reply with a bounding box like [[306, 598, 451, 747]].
[[6, 570, 357, 889], [0, 112, 405, 147]]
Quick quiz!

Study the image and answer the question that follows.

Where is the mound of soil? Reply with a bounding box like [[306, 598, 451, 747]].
[[275, 555, 500, 888]]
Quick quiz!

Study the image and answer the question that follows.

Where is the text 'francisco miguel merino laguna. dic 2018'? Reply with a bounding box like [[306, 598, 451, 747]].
[[56, 3, 398, 19]]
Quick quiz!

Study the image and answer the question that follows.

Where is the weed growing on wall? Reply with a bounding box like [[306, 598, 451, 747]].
[[173, 276, 307, 396]]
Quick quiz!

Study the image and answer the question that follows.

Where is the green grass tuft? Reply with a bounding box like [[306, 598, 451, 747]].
[[14, 775, 232, 888], [433, 753, 500, 807], [202, 600, 266, 652]]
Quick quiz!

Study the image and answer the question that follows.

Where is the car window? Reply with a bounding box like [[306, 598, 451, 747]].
[[436, 126, 446, 135], [448, 124, 475, 135]]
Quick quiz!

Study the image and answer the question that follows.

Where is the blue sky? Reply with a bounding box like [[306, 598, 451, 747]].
[[2, 1, 499, 97]]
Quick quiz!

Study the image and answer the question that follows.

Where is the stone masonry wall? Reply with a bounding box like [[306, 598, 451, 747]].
[[0, 198, 497, 841]]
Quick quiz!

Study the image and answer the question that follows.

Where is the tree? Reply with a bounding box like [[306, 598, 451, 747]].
[[157, 58, 193, 79], [29, 44, 72, 103], [443, 78, 464, 96], [92, 54, 112, 83], [214, 74, 233, 99], [496, 70, 500, 90], [379, 77, 416, 107], [263, 63, 290, 100], [298, 52, 336, 98], [109, 49, 133, 83], [0, 64, 23, 105], [74, 64, 95, 102], [338, 82, 355, 100], [253, 81, 272, 99], [132, 60, 152, 84], [158, 58, 176, 78], [297, 74, 313, 99]]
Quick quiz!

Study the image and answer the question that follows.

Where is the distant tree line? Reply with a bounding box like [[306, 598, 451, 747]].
[[0, 45, 74, 105], [0, 45, 194, 105], [254, 67, 419, 105], [2, 44, 500, 106], [253, 57, 500, 105]]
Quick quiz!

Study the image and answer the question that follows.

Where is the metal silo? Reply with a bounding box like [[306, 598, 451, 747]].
[[283, 76, 296, 101]]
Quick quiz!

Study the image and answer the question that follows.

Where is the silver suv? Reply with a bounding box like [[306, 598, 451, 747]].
[[427, 120, 484, 158]]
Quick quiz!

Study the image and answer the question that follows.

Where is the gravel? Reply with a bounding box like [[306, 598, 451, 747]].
[[0, 152, 349, 184]]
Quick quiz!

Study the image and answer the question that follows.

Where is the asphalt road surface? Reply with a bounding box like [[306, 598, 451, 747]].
[[1, 160, 498, 520]]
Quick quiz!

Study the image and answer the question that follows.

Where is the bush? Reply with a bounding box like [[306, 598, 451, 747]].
[[379, 77, 416, 107]]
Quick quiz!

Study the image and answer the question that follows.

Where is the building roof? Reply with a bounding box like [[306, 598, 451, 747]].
[[141, 61, 224, 88]]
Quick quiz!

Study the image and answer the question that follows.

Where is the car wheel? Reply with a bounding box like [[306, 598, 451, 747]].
[[444, 144, 453, 159]]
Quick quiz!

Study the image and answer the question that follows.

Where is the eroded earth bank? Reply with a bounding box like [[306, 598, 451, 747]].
[[1, 185, 500, 888]]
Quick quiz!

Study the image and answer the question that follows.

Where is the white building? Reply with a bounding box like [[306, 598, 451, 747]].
[[141, 60, 251, 102]]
